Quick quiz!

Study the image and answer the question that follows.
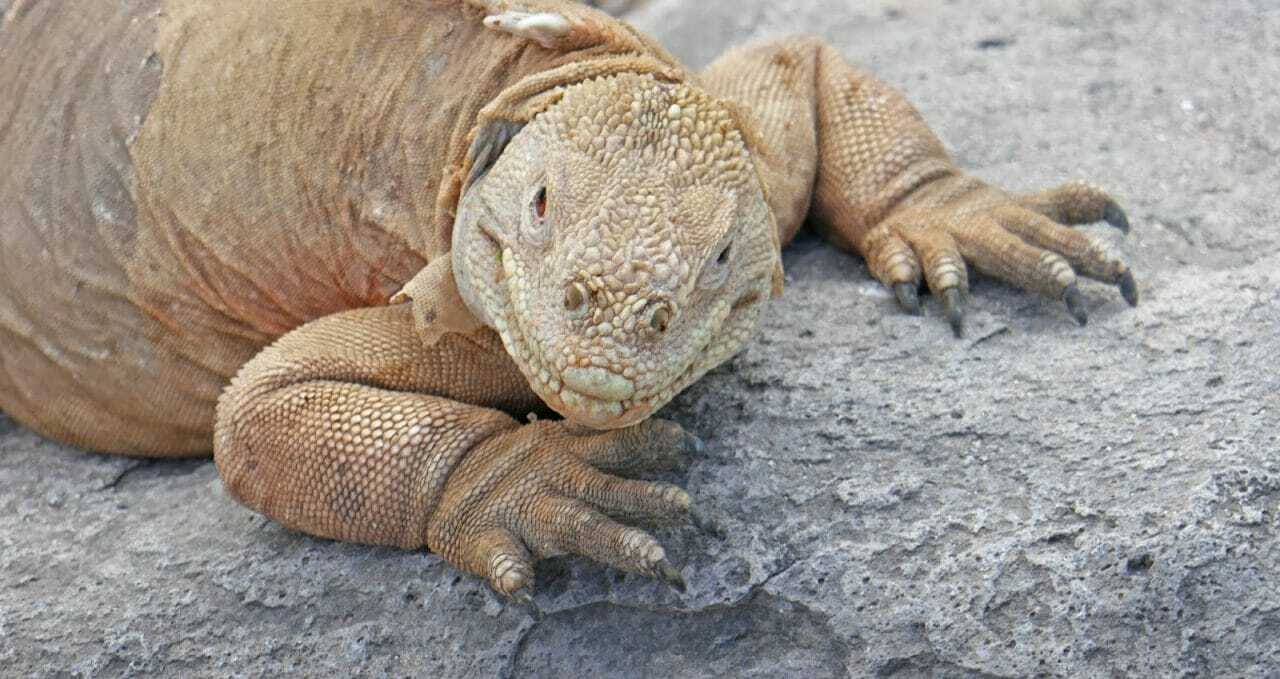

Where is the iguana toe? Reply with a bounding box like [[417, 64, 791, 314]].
[[1016, 180, 1130, 232], [427, 421, 695, 596], [569, 418, 700, 475]]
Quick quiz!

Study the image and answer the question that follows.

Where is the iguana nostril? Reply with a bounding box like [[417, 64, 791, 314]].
[[564, 282, 587, 313], [649, 304, 672, 333]]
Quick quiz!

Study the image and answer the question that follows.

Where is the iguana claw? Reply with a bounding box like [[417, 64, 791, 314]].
[[510, 588, 535, 606], [684, 431, 706, 455], [655, 559, 686, 593], [1103, 201, 1131, 234], [894, 283, 922, 314], [1064, 284, 1089, 326], [690, 507, 725, 539], [942, 288, 965, 338], [509, 588, 542, 618], [1118, 271, 1139, 307]]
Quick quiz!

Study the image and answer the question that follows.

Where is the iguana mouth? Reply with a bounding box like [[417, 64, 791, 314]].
[[493, 305, 648, 429], [493, 272, 768, 429]]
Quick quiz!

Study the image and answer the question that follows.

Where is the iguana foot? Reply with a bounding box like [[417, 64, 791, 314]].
[[427, 418, 698, 598], [696, 37, 1137, 335], [867, 177, 1136, 336]]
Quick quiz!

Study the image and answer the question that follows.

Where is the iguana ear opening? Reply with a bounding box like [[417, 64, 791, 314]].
[[464, 120, 525, 191]]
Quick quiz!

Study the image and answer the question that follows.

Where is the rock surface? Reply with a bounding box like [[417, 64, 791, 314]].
[[3, 1, 1279, 676]]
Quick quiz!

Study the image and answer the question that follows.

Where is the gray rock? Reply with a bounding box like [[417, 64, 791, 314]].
[[3, 0, 1278, 676]]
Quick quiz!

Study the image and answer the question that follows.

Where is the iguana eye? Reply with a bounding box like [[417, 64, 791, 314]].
[[533, 186, 548, 219], [716, 243, 732, 265], [522, 186, 553, 247]]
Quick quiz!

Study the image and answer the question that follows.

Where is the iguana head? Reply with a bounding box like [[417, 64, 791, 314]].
[[453, 73, 781, 429]]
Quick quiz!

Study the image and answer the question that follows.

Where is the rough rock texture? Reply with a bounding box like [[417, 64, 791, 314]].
[[3, 1, 1278, 676]]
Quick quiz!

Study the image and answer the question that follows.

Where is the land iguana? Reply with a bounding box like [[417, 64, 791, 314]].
[[0, 0, 1136, 598]]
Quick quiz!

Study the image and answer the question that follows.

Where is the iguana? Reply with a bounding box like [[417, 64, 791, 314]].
[[0, 0, 1136, 598]]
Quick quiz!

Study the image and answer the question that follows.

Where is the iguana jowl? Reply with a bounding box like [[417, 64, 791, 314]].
[[0, 0, 1136, 597]]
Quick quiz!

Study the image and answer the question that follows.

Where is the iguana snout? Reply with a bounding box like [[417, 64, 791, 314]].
[[453, 73, 780, 429], [561, 366, 635, 401]]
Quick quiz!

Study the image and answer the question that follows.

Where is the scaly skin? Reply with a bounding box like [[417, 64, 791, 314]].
[[0, 0, 1136, 597], [451, 71, 779, 430]]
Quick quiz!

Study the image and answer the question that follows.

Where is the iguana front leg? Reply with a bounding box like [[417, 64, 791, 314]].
[[214, 304, 693, 596], [702, 37, 1137, 335]]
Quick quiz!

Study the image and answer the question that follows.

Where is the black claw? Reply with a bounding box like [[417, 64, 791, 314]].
[[894, 283, 921, 314], [508, 588, 542, 618], [690, 508, 726, 538], [1118, 270, 1139, 307], [1103, 201, 1131, 234], [942, 288, 965, 338], [1064, 284, 1089, 326], [656, 559, 687, 593], [683, 432, 706, 455]]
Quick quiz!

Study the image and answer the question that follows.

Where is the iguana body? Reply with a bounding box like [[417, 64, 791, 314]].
[[0, 0, 1135, 596]]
